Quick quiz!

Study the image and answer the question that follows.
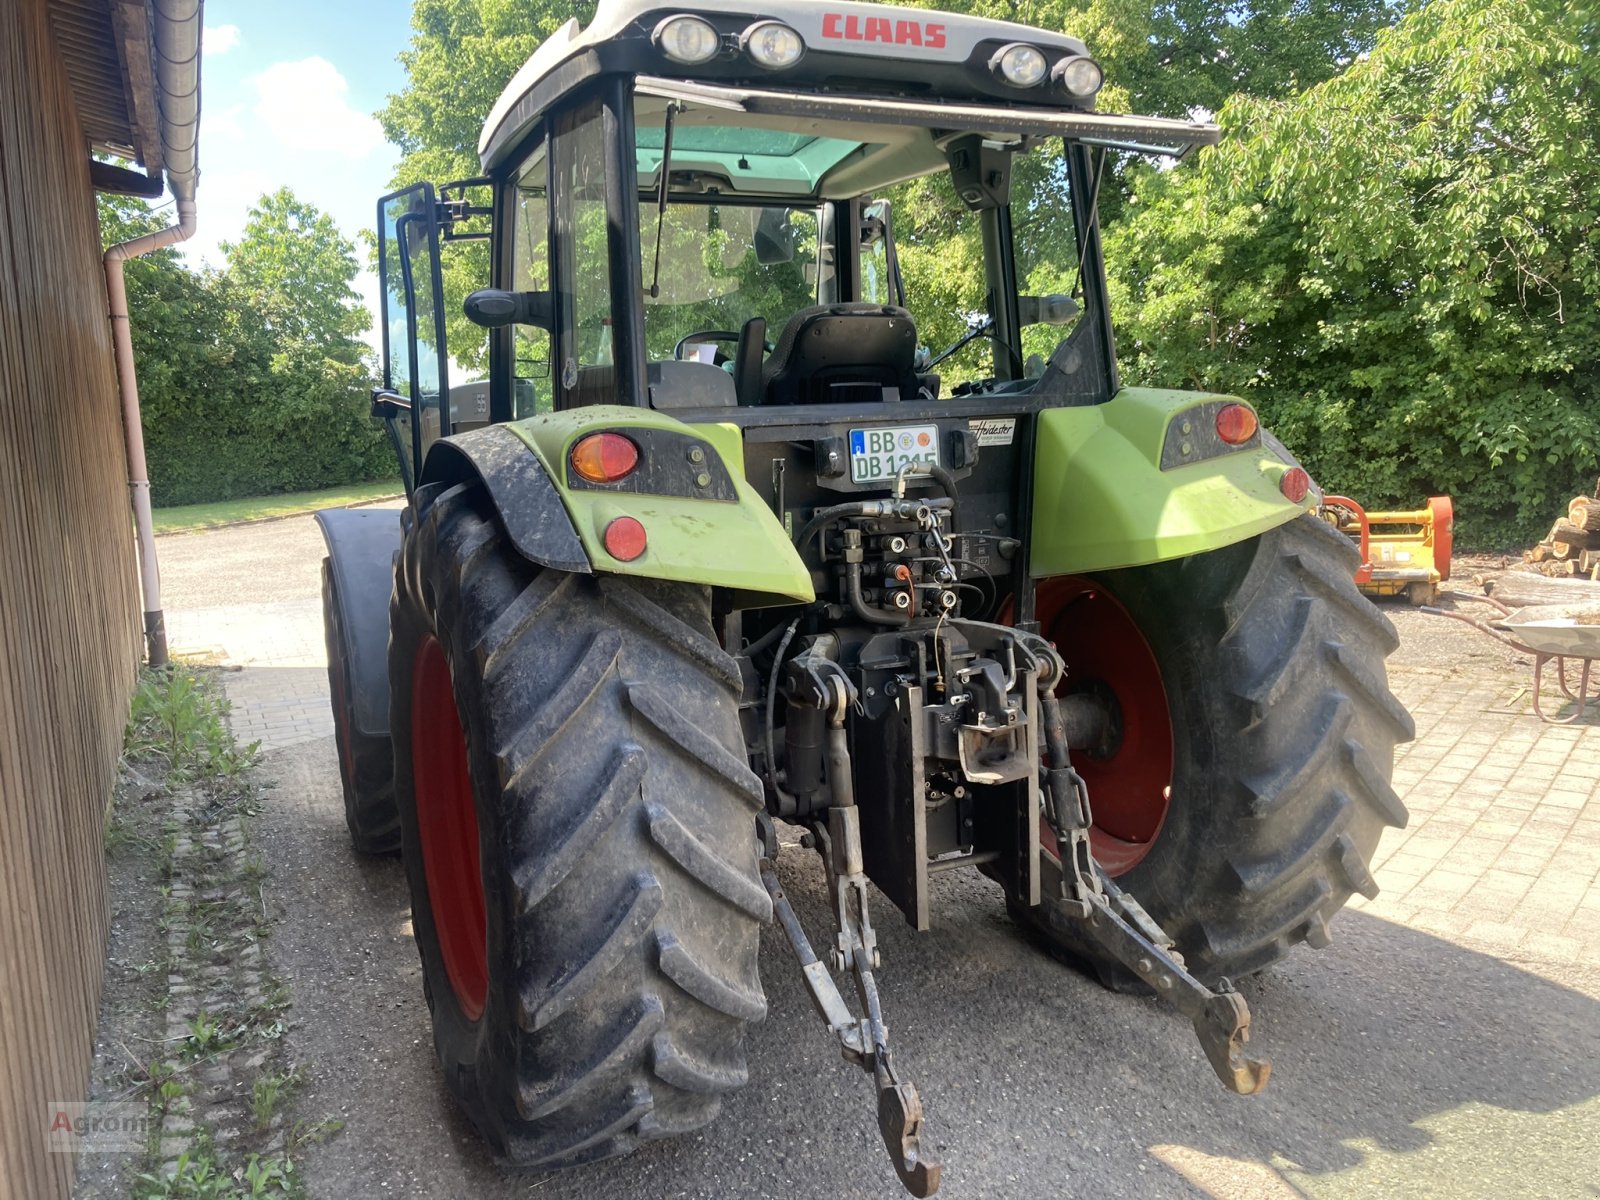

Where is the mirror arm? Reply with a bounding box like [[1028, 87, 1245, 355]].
[[370, 387, 412, 419]]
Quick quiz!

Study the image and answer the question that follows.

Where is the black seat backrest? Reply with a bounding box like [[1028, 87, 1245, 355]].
[[761, 303, 918, 406]]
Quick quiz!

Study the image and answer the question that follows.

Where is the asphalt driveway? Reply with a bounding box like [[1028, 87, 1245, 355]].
[[157, 512, 1600, 1199]]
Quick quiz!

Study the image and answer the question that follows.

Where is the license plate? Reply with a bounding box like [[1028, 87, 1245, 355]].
[[849, 424, 940, 484]]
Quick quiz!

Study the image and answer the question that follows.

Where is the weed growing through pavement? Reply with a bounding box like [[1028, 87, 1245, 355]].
[[108, 666, 334, 1199], [125, 667, 261, 783]]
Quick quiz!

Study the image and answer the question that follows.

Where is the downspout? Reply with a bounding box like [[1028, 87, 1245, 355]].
[[105, 0, 202, 668]]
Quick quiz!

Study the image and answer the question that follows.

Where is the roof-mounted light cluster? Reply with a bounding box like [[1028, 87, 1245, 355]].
[[652, 14, 806, 70], [988, 43, 1103, 97]]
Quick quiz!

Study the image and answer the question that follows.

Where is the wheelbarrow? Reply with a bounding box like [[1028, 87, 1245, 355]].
[[1423, 595, 1600, 723]]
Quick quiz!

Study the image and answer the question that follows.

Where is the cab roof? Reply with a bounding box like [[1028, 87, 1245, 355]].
[[479, 0, 1097, 170]]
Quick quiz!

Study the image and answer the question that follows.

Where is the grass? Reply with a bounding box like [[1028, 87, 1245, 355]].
[[152, 479, 401, 535]]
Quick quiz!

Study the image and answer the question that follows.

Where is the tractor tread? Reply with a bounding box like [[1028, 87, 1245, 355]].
[[655, 930, 768, 1022], [515, 998, 664, 1122], [629, 683, 766, 809], [524, 876, 664, 1032], [650, 1032, 750, 1094], [501, 630, 622, 784], [511, 747, 645, 910], [600, 577, 743, 692], [645, 801, 774, 922], [1016, 513, 1412, 984], [389, 485, 764, 1173]]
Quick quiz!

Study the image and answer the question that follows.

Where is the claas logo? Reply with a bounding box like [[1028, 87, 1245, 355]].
[[820, 12, 948, 48]]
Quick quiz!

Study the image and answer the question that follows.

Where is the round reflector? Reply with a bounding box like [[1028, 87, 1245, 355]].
[[743, 21, 804, 68], [1280, 466, 1312, 504], [1054, 55, 1104, 97], [1215, 403, 1259, 444], [603, 516, 648, 562], [992, 43, 1048, 87], [570, 433, 639, 484], [654, 15, 720, 64]]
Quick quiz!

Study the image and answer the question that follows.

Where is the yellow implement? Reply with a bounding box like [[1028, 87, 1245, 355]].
[[1321, 495, 1454, 605]]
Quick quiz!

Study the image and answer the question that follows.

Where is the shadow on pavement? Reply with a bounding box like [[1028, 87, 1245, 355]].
[[255, 733, 1599, 1200]]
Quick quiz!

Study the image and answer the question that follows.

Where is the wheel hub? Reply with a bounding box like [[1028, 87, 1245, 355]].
[[1036, 577, 1175, 875]]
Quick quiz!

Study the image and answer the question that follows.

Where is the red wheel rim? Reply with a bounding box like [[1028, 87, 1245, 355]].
[[1036, 577, 1175, 876], [410, 634, 488, 1020]]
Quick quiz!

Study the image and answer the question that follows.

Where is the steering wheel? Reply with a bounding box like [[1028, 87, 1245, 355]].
[[674, 329, 777, 367]]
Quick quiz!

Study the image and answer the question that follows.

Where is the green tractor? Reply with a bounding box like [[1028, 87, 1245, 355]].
[[317, 0, 1413, 1192]]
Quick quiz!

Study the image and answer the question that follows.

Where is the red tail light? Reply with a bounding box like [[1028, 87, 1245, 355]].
[[1280, 466, 1311, 504], [571, 433, 639, 483], [603, 516, 647, 561], [1215, 403, 1258, 444]]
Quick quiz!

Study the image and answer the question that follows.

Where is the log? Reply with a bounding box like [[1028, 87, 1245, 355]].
[[1550, 520, 1600, 551], [1484, 572, 1600, 607]]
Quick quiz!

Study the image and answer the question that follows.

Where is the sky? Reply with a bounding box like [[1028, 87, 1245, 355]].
[[183, 0, 414, 350]]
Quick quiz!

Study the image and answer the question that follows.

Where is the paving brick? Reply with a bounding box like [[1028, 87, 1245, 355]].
[[1407, 907, 1473, 940], [1542, 789, 1592, 810], [1463, 919, 1528, 949], [1515, 931, 1585, 966]]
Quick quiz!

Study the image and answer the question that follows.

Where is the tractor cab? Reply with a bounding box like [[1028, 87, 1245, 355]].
[[374, 0, 1219, 479]]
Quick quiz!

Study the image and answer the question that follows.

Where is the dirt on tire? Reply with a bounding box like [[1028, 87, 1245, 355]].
[[388, 482, 770, 1171], [1016, 513, 1414, 983]]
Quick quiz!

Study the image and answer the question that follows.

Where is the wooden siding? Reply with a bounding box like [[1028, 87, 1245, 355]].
[[0, 0, 143, 1196]]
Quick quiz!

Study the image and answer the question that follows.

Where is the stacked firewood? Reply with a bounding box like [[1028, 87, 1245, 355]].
[[1525, 481, 1600, 579]]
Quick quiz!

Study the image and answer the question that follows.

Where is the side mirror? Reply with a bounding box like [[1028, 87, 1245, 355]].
[[754, 207, 795, 266], [464, 289, 554, 330], [1018, 294, 1080, 326]]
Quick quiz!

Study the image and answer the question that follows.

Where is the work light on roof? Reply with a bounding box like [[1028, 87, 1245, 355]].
[[991, 43, 1048, 88], [742, 21, 804, 69], [654, 14, 721, 65], [1053, 54, 1104, 98]]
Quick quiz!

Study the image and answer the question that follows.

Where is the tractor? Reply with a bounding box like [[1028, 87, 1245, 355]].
[[316, 1, 1413, 1193]]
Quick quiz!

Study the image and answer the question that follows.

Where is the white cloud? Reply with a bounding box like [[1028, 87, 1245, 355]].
[[206, 103, 245, 143], [203, 24, 240, 55], [250, 58, 385, 157]]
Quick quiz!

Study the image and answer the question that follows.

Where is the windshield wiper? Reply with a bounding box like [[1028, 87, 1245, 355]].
[[1069, 145, 1107, 302], [647, 101, 681, 299]]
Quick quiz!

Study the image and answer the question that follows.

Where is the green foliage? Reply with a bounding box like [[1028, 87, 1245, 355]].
[[125, 667, 261, 782], [102, 188, 393, 506], [222, 189, 371, 362], [1107, 0, 1600, 544], [135, 1148, 299, 1200], [251, 1070, 303, 1130]]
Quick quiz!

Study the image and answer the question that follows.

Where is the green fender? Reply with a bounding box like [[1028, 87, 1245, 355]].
[[1030, 387, 1315, 576], [502, 405, 813, 607]]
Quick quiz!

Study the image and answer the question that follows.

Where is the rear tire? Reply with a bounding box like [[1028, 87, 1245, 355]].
[[390, 483, 769, 1170], [1015, 514, 1414, 984], [322, 559, 400, 855]]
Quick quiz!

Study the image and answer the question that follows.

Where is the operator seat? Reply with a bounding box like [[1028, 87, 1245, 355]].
[[760, 303, 919, 405]]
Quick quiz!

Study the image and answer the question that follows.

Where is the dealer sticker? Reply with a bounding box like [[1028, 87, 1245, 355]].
[[969, 417, 1016, 447]]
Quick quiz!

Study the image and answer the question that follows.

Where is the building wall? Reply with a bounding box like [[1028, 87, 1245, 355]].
[[0, 0, 143, 1195]]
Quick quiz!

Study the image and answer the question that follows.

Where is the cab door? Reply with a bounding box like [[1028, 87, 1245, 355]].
[[377, 183, 451, 490]]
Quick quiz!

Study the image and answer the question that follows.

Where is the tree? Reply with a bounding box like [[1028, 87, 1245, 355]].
[[97, 189, 396, 506], [222, 187, 370, 364], [1106, 0, 1600, 543]]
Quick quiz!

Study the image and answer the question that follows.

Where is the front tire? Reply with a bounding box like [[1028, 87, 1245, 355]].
[[322, 559, 400, 855], [390, 483, 770, 1170], [1016, 514, 1414, 983]]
